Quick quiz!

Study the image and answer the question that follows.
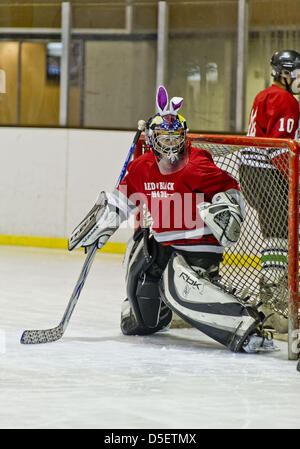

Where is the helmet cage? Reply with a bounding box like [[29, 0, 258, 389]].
[[146, 113, 188, 174], [273, 67, 300, 94], [152, 128, 186, 162], [146, 86, 189, 174], [272, 67, 300, 80]]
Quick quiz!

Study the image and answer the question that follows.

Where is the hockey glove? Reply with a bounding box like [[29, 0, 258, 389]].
[[198, 191, 244, 247]]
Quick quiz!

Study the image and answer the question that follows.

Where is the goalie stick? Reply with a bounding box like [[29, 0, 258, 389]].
[[20, 120, 146, 344]]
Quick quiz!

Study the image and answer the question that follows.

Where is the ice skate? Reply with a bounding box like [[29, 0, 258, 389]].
[[242, 327, 279, 353]]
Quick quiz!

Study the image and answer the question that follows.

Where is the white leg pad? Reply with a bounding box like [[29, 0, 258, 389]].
[[159, 253, 261, 351]]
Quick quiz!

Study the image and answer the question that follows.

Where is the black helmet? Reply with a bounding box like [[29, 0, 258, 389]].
[[270, 50, 300, 93], [271, 50, 300, 77]]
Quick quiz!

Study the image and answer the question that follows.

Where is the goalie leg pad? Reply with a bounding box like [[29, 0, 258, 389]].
[[121, 229, 172, 335], [136, 274, 161, 328], [121, 297, 172, 335], [159, 253, 261, 352]]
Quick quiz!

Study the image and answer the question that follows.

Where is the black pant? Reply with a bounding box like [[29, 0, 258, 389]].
[[147, 239, 223, 280]]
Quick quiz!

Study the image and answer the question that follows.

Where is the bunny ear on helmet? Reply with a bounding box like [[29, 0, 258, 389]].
[[169, 96, 183, 115], [156, 85, 169, 115]]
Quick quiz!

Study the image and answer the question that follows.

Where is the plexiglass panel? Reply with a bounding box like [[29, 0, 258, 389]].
[[0, 2, 61, 28], [83, 38, 157, 129], [73, 2, 158, 129], [0, 42, 18, 125], [246, 0, 300, 131], [0, 1, 299, 131], [167, 1, 238, 132]]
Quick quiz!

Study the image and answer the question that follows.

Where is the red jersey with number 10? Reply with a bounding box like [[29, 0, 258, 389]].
[[246, 84, 299, 177], [247, 84, 299, 139]]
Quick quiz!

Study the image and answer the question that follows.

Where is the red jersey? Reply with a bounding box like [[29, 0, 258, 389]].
[[245, 84, 300, 176], [247, 84, 299, 139], [114, 146, 241, 254]]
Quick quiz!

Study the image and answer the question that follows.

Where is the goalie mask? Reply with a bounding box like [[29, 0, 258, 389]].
[[271, 49, 300, 94], [146, 86, 188, 175]]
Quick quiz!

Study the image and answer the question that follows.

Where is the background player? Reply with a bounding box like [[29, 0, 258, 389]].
[[240, 49, 300, 332], [69, 85, 277, 354]]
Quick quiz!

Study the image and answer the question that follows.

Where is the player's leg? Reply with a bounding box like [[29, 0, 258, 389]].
[[159, 252, 277, 353], [121, 228, 173, 336], [239, 165, 289, 332], [255, 169, 289, 332]]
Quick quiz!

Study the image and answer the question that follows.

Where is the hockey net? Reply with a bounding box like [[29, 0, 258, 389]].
[[135, 133, 300, 360]]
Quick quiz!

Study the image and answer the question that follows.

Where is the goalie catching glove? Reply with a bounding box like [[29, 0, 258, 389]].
[[68, 191, 124, 251], [198, 190, 244, 247]]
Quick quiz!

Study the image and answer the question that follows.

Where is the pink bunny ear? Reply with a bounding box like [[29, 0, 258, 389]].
[[156, 85, 168, 114], [169, 96, 183, 114]]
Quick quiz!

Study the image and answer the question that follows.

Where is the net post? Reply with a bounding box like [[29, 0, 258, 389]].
[[288, 140, 299, 360]]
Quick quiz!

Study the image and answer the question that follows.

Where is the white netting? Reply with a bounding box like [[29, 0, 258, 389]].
[[137, 135, 298, 333], [193, 139, 291, 322]]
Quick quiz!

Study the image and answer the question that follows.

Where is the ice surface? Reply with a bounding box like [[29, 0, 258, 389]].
[[0, 245, 300, 429]]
